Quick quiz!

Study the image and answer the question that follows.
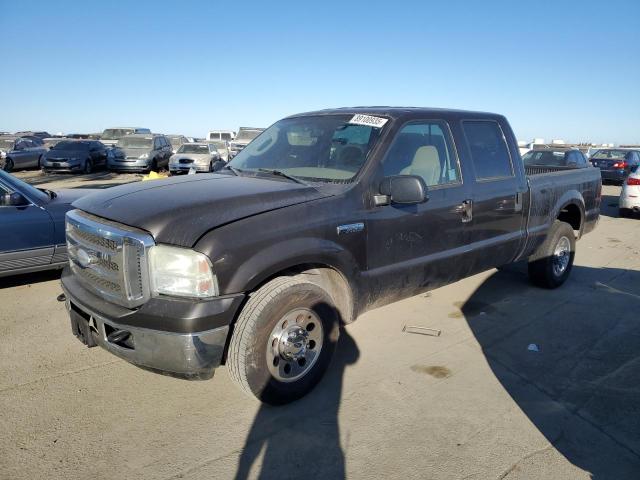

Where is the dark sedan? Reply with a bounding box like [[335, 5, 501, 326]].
[[0, 170, 91, 277], [42, 140, 107, 174], [590, 148, 640, 184]]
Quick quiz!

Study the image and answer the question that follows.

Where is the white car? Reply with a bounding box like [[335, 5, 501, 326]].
[[619, 166, 640, 217], [169, 143, 222, 174]]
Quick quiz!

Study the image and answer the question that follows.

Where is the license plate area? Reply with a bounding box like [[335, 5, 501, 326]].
[[69, 302, 98, 347]]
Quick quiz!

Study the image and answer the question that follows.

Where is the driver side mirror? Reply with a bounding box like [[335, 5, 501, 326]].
[[377, 175, 428, 205], [0, 192, 29, 207]]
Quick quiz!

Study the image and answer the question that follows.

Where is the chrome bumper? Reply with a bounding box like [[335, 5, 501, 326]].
[[65, 296, 229, 380]]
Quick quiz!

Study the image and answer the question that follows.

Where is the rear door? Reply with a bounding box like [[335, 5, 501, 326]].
[[365, 119, 472, 305], [0, 180, 54, 273], [460, 119, 527, 273]]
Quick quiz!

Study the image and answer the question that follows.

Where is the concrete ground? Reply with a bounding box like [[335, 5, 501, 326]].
[[1, 184, 639, 480]]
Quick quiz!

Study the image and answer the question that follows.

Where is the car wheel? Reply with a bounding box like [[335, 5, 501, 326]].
[[150, 159, 158, 172], [528, 220, 576, 289], [227, 276, 340, 405], [3, 158, 14, 172], [619, 208, 632, 218], [38, 155, 44, 169], [84, 159, 93, 174]]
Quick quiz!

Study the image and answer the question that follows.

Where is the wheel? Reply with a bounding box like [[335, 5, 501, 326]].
[[227, 276, 340, 405], [84, 159, 93, 174], [3, 158, 14, 172], [528, 220, 576, 289], [38, 156, 44, 169], [208, 162, 213, 172], [150, 159, 158, 172], [619, 208, 631, 218]]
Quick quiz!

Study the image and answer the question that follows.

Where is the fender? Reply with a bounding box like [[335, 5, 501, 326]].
[[551, 190, 585, 234]]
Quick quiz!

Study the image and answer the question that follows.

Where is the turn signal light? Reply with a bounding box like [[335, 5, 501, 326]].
[[627, 177, 640, 186]]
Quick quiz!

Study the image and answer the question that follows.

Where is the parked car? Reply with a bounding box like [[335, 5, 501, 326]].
[[166, 135, 189, 153], [62, 107, 600, 405], [0, 170, 90, 277], [0, 136, 48, 172], [590, 148, 640, 184], [228, 127, 264, 159], [522, 148, 590, 169], [619, 165, 640, 217], [169, 143, 223, 174], [207, 130, 236, 142], [43, 137, 69, 149], [41, 140, 108, 174], [14, 130, 51, 139], [207, 140, 230, 162], [107, 134, 172, 172], [21, 135, 45, 146], [100, 127, 151, 147]]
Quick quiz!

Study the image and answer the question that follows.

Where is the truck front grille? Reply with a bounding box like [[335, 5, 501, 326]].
[[65, 210, 154, 308]]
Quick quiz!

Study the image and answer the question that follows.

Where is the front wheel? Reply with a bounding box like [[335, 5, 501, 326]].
[[227, 276, 340, 405], [528, 220, 576, 289], [83, 159, 93, 174], [3, 158, 14, 172]]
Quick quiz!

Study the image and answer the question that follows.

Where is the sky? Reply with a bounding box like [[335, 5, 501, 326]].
[[1, 0, 638, 144]]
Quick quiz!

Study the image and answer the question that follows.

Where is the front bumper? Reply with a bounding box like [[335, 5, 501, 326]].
[[169, 163, 210, 173], [43, 161, 84, 172], [61, 268, 244, 379], [107, 158, 152, 171]]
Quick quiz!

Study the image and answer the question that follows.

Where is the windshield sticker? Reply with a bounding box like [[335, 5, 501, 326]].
[[348, 114, 388, 129]]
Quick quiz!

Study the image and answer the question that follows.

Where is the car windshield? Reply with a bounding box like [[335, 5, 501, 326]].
[[178, 144, 209, 154], [228, 114, 385, 183], [168, 137, 183, 146], [235, 129, 263, 141], [118, 137, 153, 148], [592, 149, 627, 159], [523, 150, 570, 166], [51, 141, 90, 151], [102, 128, 134, 140], [0, 138, 15, 150]]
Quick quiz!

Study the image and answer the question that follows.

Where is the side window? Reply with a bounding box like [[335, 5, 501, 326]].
[[462, 120, 513, 179], [154, 138, 162, 149], [383, 121, 460, 187]]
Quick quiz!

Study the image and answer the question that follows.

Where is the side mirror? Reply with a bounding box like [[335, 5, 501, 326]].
[[378, 175, 428, 205], [0, 192, 28, 207]]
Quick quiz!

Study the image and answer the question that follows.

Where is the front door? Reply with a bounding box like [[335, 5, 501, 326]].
[[365, 119, 472, 308]]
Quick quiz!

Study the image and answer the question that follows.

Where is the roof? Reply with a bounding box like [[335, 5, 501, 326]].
[[287, 106, 504, 122]]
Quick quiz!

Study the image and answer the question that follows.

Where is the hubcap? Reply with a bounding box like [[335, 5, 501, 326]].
[[552, 236, 571, 277], [267, 308, 324, 382]]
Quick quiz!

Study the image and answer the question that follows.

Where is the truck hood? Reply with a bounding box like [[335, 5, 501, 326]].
[[71, 174, 330, 246]]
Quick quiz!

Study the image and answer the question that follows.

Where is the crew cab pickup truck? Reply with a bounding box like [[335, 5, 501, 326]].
[[61, 108, 601, 404]]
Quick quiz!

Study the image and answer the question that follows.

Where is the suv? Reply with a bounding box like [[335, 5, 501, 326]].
[[228, 127, 264, 159], [107, 134, 172, 172], [100, 127, 151, 147]]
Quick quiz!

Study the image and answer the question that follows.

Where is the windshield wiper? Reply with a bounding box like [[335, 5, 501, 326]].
[[256, 169, 308, 185], [222, 165, 243, 176]]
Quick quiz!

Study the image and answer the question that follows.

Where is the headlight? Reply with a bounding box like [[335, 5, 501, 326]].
[[148, 245, 218, 298], [139, 152, 149, 159]]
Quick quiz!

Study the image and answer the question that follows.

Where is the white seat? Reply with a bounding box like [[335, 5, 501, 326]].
[[400, 145, 440, 186]]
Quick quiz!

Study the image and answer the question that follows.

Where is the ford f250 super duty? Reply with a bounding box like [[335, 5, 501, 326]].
[[61, 108, 601, 404]]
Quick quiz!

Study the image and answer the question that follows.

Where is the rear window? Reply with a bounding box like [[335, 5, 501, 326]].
[[592, 149, 627, 160], [462, 121, 513, 179]]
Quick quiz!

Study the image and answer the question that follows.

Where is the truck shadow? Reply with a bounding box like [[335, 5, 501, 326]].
[[463, 265, 640, 478], [0, 269, 62, 289], [234, 324, 359, 480]]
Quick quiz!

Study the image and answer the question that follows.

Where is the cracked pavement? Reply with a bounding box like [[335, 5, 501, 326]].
[[1, 184, 639, 479]]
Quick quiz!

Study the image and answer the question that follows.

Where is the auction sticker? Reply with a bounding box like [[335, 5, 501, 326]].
[[348, 114, 388, 128]]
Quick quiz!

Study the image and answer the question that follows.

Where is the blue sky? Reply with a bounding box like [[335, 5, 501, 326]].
[[1, 0, 638, 144]]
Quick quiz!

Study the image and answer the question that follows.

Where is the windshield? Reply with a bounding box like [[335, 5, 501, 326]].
[[102, 128, 134, 140], [209, 141, 227, 150], [228, 115, 385, 182], [236, 129, 263, 141], [118, 137, 153, 148], [592, 149, 627, 160], [0, 138, 15, 151], [178, 144, 210, 154], [51, 141, 90, 151], [168, 137, 183, 146]]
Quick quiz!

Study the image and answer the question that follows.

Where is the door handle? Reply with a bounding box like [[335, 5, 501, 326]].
[[451, 199, 473, 223]]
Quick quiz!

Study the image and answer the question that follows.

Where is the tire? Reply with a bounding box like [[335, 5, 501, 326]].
[[619, 208, 631, 218], [528, 220, 576, 289], [3, 158, 14, 172], [84, 159, 93, 174], [227, 276, 340, 405]]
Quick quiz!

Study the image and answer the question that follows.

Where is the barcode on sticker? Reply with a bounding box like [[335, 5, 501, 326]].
[[348, 114, 388, 128]]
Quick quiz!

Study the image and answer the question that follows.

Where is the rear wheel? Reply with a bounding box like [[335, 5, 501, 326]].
[[3, 158, 14, 172], [227, 276, 340, 405], [528, 220, 575, 289], [619, 208, 632, 218]]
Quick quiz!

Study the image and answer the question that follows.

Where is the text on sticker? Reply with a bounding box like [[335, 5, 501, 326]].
[[348, 114, 389, 128]]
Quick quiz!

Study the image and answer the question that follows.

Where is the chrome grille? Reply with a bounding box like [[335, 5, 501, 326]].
[[65, 210, 154, 308]]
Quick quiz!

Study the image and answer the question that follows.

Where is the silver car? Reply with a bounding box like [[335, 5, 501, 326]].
[[166, 135, 189, 153], [169, 143, 222, 174], [107, 134, 173, 172], [0, 136, 48, 172]]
